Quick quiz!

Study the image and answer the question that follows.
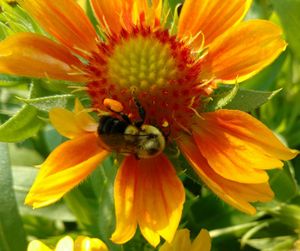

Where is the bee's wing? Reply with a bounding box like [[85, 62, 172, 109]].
[[98, 133, 147, 154]]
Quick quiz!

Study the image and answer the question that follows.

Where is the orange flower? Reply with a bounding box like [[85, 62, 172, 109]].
[[0, 0, 297, 247]]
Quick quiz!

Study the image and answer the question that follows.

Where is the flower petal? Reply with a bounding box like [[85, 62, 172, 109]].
[[177, 135, 274, 215], [202, 110, 298, 160], [201, 20, 287, 83], [190, 110, 297, 184], [25, 133, 108, 208], [27, 240, 52, 251], [111, 155, 185, 247], [0, 33, 86, 81], [19, 0, 98, 57], [49, 108, 86, 139], [159, 229, 192, 251], [191, 229, 211, 251], [49, 99, 97, 139], [110, 156, 138, 244], [75, 236, 109, 251], [55, 236, 74, 251], [178, 0, 252, 46], [91, 0, 134, 33]]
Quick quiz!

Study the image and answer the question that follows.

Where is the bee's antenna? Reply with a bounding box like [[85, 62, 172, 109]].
[[133, 97, 146, 127]]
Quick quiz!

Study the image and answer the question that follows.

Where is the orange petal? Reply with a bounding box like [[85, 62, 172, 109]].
[[191, 229, 211, 251], [49, 99, 97, 139], [91, 0, 134, 34], [132, 0, 162, 26], [19, 0, 98, 57], [201, 20, 287, 83], [74, 99, 98, 132], [111, 155, 185, 247], [159, 229, 192, 251], [191, 110, 297, 183], [0, 33, 86, 81], [177, 135, 274, 215], [111, 155, 138, 244], [178, 0, 252, 47], [202, 110, 298, 160], [25, 133, 108, 208]]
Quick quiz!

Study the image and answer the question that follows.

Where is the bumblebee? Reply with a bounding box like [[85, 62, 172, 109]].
[[97, 98, 166, 159]]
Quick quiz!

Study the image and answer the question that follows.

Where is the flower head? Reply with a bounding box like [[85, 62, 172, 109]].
[[0, 0, 297, 247], [27, 236, 108, 251]]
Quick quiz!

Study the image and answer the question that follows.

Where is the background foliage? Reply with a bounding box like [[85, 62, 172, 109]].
[[0, 0, 300, 250]]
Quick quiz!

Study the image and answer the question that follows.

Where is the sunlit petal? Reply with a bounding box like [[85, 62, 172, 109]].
[[91, 0, 134, 33], [159, 229, 192, 251], [201, 20, 287, 83], [19, 0, 98, 57], [177, 135, 274, 215], [25, 133, 108, 208], [27, 240, 52, 251], [0, 33, 86, 81], [178, 0, 252, 47], [49, 99, 97, 139], [111, 155, 185, 247], [191, 229, 211, 251], [55, 236, 74, 251], [74, 236, 109, 251], [111, 156, 138, 244]]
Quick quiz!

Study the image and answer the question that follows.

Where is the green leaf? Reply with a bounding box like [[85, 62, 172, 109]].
[[64, 156, 122, 251], [269, 163, 298, 202], [206, 84, 239, 111], [0, 74, 32, 87], [271, 0, 300, 60], [208, 85, 281, 112], [12, 165, 76, 222], [17, 94, 74, 112], [0, 143, 27, 251], [245, 236, 295, 251], [0, 105, 44, 142]]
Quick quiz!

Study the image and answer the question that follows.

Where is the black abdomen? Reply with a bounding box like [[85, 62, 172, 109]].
[[98, 116, 128, 135]]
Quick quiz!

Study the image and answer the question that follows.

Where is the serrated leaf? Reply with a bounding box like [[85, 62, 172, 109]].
[[18, 94, 74, 112], [217, 86, 280, 112], [206, 84, 239, 111], [0, 143, 27, 251], [0, 105, 44, 142], [271, 0, 300, 60]]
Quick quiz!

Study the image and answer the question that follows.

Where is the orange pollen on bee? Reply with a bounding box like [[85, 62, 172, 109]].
[[86, 25, 209, 135]]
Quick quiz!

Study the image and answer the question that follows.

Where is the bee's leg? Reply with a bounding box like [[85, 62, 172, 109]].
[[133, 97, 146, 127], [119, 112, 132, 125], [103, 98, 132, 124]]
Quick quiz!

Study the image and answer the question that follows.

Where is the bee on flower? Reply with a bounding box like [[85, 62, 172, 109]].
[[0, 0, 297, 247]]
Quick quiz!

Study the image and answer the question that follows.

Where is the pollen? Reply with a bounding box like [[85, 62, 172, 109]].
[[86, 26, 211, 136]]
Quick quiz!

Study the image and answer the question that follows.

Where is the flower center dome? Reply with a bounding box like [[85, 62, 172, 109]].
[[107, 35, 178, 90], [87, 26, 207, 135]]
